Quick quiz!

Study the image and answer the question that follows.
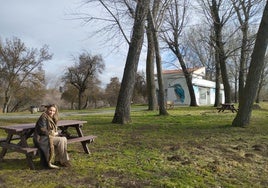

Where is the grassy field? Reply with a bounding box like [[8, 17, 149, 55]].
[[0, 103, 268, 188]]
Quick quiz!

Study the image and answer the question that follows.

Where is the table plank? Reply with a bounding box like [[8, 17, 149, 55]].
[[0, 120, 87, 132], [0, 142, 38, 154], [67, 135, 97, 144]]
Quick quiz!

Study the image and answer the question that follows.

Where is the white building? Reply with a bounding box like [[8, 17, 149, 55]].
[[156, 67, 225, 106]]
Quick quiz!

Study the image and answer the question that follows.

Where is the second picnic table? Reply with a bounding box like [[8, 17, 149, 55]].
[[0, 120, 97, 169], [217, 103, 238, 113]]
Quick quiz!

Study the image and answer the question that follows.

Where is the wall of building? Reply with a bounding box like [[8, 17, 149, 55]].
[[166, 77, 190, 105], [158, 69, 225, 106]]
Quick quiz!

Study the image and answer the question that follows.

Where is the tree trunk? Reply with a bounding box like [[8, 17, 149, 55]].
[[78, 90, 82, 110], [238, 26, 248, 106], [214, 53, 221, 107], [217, 46, 231, 104], [232, 0, 254, 106], [71, 102, 74, 110], [255, 82, 261, 103], [112, 0, 150, 124], [3, 88, 11, 113], [146, 21, 157, 111], [176, 51, 198, 106], [148, 9, 168, 115], [232, 2, 268, 127], [234, 70, 238, 103], [255, 66, 266, 103], [211, 0, 232, 103]]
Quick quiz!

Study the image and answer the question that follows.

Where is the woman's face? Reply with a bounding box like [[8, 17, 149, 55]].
[[47, 107, 56, 117]]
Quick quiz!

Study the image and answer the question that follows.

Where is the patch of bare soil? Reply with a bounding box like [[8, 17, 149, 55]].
[[0, 177, 6, 188], [165, 138, 268, 182], [97, 169, 151, 188], [167, 155, 192, 165]]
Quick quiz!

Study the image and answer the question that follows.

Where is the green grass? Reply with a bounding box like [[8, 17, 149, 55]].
[[0, 104, 268, 187]]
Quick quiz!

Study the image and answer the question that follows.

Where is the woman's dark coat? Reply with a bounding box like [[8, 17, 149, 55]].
[[33, 113, 57, 166]]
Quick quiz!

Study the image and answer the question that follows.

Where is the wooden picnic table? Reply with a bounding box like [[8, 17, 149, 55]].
[[0, 120, 96, 169], [217, 103, 238, 113]]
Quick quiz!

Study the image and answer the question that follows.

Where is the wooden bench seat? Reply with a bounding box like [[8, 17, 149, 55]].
[[0, 135, 22, 143], [67, 135, 97, 144], [0, 142, 38, 155], [0, 135, 97, 156], [0, 135, 97, 144]]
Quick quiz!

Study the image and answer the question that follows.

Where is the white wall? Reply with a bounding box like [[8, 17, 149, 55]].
[[157, 68, 225, 106]]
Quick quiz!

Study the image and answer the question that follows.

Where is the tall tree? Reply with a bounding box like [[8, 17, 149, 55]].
[[148, 7, 169, 115], [198, 0, 234, 104], [145, 0, 158, 111], [0, 37, 52, 113], [232, 1, 268, 127], [62, 51, 104, 110], [78, 0, 160, 111], [161, 0, 198, 106], [145, 23, 158, 110], [209, 0, 232, 104], [231, 0, 264, 107], [112, 0, 150, 124]]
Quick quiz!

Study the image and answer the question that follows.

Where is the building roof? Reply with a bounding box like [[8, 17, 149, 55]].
[[162, 67, 206, 79], [162, 67, 203, 74]]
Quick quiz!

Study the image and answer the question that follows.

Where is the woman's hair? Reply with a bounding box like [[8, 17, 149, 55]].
[[45, 104, 59, 123]]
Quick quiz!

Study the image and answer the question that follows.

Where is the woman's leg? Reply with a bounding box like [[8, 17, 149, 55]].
[[48, 136, 59, 169], [53, 136, 70, 165]]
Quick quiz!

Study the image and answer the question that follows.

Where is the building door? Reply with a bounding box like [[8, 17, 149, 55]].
[[199, 88, 207, 105]]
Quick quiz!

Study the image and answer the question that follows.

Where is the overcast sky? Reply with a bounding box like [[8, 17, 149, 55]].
[[0, 0, 145, 88]]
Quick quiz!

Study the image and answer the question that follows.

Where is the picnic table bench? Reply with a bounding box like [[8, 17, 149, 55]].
[[217, 103, 238, 113], [0, 120, 97, 169]]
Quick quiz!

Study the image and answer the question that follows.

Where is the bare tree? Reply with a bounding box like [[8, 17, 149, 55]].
[[184, 25, 215, 81], [184, 25, 223, 107], [145, 0, 157, 111], [147, 1, 169, 115], [161, 0, 198, 106], [77, 0, 162, 112], [74, 0, 133, 47], [112, 0, 150, 124], [232, 1, 268, 127], [145, 24, 158, 110], [62, 51, 105, 110], [0, 37, 52, 113], [198, 0, 234, 104], [227, 39, 240, 103], [231, 0, 264, 107]]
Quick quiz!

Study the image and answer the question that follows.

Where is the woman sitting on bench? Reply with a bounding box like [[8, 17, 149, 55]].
[[33, 104, 71, 169]]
